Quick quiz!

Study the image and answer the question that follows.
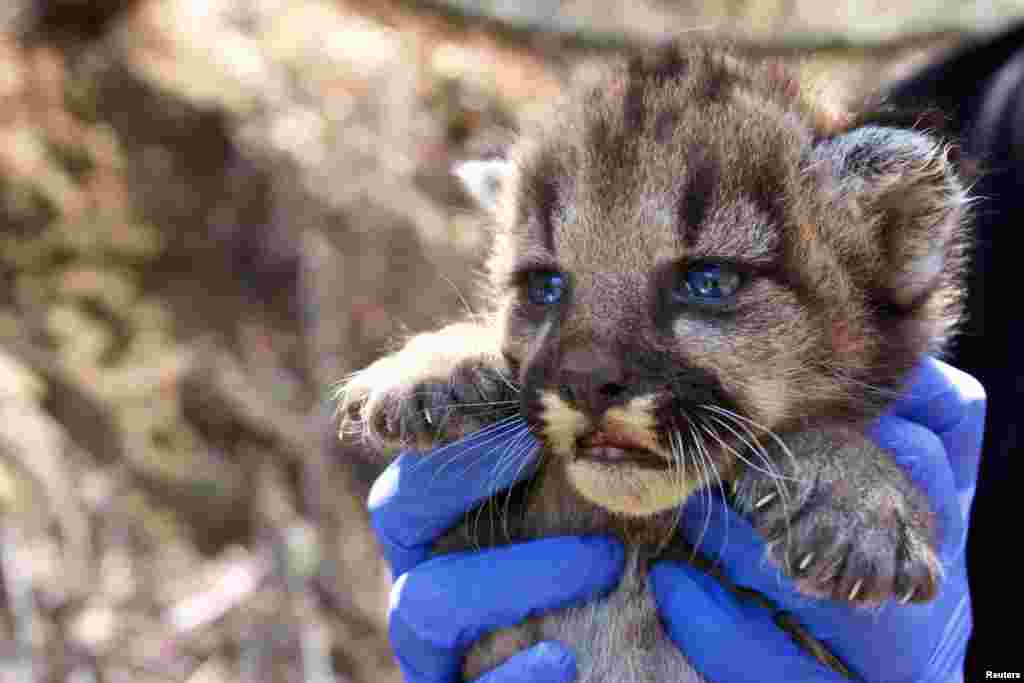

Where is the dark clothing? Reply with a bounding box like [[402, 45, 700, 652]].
[[884, 23, 1024, 677]]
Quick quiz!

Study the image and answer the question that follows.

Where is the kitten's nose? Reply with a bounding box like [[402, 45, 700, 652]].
[[558, 348, 629, 417]]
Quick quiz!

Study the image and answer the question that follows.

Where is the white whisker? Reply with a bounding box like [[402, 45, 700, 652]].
[[691, 417, 730, 564], [695, 412, 794, 572], [661, 427, 686, 554], [700, 405, 800, 477], [423, 416, 527, 475], [698, 413, 801, 484], [685, 420, 714, 560], [501, 440, 540, 542]]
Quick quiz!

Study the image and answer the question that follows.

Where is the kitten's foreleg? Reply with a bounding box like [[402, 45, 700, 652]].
[[338, 321, 518, 452], [732, 427, 941, 608]]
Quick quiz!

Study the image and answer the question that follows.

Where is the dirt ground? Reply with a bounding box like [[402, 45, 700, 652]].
[[0, 2, 967, 681]]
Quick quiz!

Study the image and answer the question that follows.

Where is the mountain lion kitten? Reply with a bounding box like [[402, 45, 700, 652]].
[[339, 45, 969, 682]]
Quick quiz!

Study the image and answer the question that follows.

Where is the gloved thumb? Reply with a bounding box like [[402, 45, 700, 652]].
[[648, 560, 847, 683]]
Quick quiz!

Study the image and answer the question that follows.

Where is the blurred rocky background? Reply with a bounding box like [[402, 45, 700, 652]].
[[0, 1, 1016, 681]]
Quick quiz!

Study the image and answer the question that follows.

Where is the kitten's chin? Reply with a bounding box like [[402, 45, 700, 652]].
[[564, 458, 698, 517]]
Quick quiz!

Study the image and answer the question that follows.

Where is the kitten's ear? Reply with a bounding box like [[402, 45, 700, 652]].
[[454, 159, 513, 213], [813, 126, 968, 308]]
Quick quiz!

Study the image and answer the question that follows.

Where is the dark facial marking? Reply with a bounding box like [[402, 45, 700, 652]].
[[648, 263, 681, 334], [623, 56, 647, 132], [586, 115, 612, 154], [662, 362, 734, 409], [648, 45, 690, 83], [519, 314, 562, 426], [521, 167, 560, 253], [651, 361, 742, 452], [702, 62, 734, 102], [678, 146, 719, 246], [749, 166, 788, 233], [654, 109, 679, 145]]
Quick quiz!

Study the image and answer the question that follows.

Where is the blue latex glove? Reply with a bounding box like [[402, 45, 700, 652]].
[[368, 358, 984, 682], [368, 418, 625, 683], [650, 357, 985, 683]]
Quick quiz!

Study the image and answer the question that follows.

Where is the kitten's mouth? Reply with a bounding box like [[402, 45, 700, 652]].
[[575, 431, 670, 470]]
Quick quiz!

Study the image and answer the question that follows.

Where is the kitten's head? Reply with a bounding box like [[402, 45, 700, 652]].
[[458, 46, 969, 516]]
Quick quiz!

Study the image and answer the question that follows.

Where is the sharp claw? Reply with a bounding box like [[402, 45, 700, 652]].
[[900, 588, 915, 604], [798, 552, 814, 571], [423, 409, 433, 426], [755, 492, 777, 509], [848, 579, 863, 602]]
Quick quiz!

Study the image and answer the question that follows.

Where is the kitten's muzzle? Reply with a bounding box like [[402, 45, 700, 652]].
[[576, 430, 669, 469]]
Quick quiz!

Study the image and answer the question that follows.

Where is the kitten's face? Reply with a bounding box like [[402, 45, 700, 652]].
[[496, 142, 841, 516], [462, 48, 965, 516]]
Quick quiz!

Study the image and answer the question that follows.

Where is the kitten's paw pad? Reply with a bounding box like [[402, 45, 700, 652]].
[[736, 470, 941, 607], [339, 359, 516, 451]]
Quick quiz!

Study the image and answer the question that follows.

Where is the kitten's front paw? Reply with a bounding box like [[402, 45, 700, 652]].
[[339, 352, 517, 452], [734, 429, 941, 607]]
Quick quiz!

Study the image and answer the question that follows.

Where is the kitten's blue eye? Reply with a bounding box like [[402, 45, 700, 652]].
[[526, 271, 567, 306], [675, 263, 742, 302]]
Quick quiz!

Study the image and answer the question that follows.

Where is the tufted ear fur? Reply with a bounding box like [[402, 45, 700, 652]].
[[454, 159, 513, 214], [812, 126, 968, 309]]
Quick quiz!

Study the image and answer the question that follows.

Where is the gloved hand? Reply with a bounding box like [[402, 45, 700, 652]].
[[367, 358, 984, 682], [368, 417, 624, 683], [650, 357, 985, 682]]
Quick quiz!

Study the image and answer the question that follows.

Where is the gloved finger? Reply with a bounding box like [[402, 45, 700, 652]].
[[368, 419, 540, 575], [649, 560, 847, 683], [679, 494, 813, 611], [682, 483, 961, 602], [673, 495, 975, 683], [867, 415, 964, 562], [389, 535, 624, 683], [882, 357, 986, 502], [474, 642, 578, 683]]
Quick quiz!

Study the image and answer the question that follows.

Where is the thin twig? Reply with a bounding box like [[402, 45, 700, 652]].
[[166, 552, 273, 636]]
